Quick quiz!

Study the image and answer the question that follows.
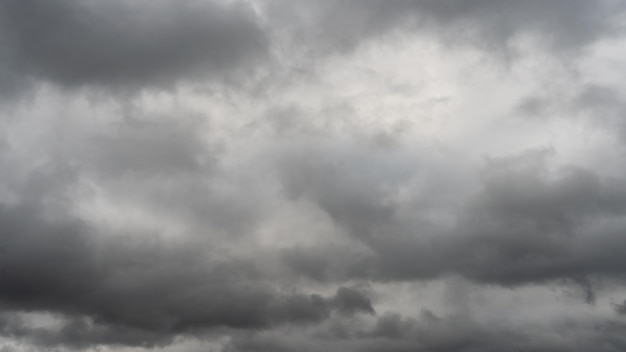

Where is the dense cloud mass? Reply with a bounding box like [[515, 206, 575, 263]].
[[0, 0, 267, 95], [1, 1, 626, 351]]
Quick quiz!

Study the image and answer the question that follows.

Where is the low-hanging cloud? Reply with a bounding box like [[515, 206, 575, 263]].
[[0, 0, 267, 96], [2, 1, 626, 351]]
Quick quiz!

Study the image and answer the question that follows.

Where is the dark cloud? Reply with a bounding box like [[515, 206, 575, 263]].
[[227, 310, 626, 352], [1, 0, 622, 99], [330, 287, 375, 316], [0, 0, 267, 95], [263, 0, 626, 55], [410, 0, 624, 50], [1, 1, 626, 351], [277, 146, 626, 292], [281, 244, 373, 283], [614, 300, 626, 315], [0, 200, 366, 349]]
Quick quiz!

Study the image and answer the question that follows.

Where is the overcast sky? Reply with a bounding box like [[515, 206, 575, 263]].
[[1, 1, 626, 351]]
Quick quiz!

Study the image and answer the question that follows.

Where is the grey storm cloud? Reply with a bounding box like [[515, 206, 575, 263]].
[[2, 0, 622, 98], [227, 310, 626, 352], [2, 1, 626, 351], [276, 146, 626, 293], [0, 0, 267, 95], [0, 199, 374, 348], [615, 300, 626, 315], [263, 0, 626, 55]]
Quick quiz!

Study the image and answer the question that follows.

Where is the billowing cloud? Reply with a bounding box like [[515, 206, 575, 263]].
[[0, 199, 376, 348], [261, 0, 626, 55], [0, 0, 267, 96], [275, 145, 626, 291], [226, 309, 626, 352], [2, 1, 626, 351]]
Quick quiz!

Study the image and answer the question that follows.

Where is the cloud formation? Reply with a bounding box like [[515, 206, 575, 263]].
[[0, 0, 267, 95], [1, 1, 626, 351], [262, 0, 625, 55]]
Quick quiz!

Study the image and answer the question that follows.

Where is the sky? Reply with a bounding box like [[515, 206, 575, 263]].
[[1, 1, 626, 351]]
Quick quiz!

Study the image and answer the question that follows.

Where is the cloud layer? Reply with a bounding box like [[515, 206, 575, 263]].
[[1, 1, 626, 351]]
